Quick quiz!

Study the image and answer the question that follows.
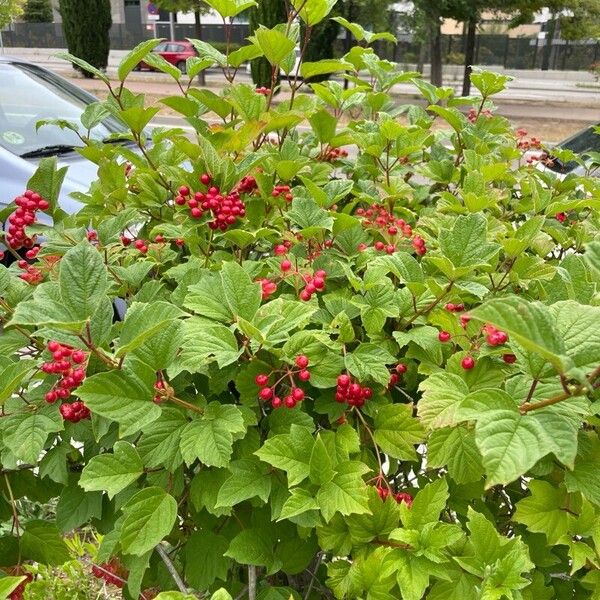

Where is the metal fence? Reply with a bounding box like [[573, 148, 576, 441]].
[[2, 23, 599, 71], [389, 34, 600, 71]]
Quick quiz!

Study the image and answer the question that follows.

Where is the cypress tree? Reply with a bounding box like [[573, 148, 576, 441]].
[[23, 0, 54, 22], [248, 0, 287, 89], [59, 0, 112, 78]]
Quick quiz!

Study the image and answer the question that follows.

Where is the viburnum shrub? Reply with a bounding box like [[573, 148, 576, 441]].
[[2, 2, 600, 599]]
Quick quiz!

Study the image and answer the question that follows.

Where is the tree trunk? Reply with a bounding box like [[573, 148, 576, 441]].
[[429, 19, 442, 86], [462, 16, 477, 96], [541, 16, 556, 71], [194, 8, 205, 85], [417, 41, 426, 73]]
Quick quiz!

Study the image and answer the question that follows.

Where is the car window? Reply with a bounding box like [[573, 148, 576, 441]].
[[153, 42, 168, 52], [547, 125, 600, 174], [167, 44, 184, 52], [0, 62, 124, 156]]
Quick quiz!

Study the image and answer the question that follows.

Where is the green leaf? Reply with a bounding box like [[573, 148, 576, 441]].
[[188, 39, 227, 67], [180, 403, 245, 467], [180, 319, 243, 371], [345, 343, 395, 387], [228, 44, 263, 68], [279, 488, 319, 521], [224, 529, 280, 571], [55, 485, 103, 533], [79, 441, 144, 499], [59, 242, 109, 321], [513, 480, 570, 545], [203, 0, 257, 18], [400, 478, 448, 529], [251, 26, 295, 66], [56, 52, 110, 83], [291, 0, 337, 25], [301, 59, 352, 80], [76, 362, 161, 436], [309, 434, 335, 485], [470, 296, 568, 373], [288, 197, 334, 231], [215, 459, 271, 507], [220, 262, 262, 323], [470, 69, 512, 97], [3, 413, 62, 464], [26, 156, 68, 212], [427, 427, 484, 484], [475, 408, 549, 487], [21, 521, 70, 566], [0, 361, 33, 405], [255, 424, 314, 486], [137, 408, 187, 472], [118, 38, 164, 81], [373, 404, 425, 461], [564, 445, 600, 506], [438, 213, 500, 270], [116, 301, 185, 357], [317, 461, 371, 522], [121, 487, 178, 556], [417, 373, 469, 429], [185, 531, 230, 590], [0, 577, 26, 598]]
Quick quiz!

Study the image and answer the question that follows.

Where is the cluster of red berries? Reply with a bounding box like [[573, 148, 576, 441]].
[[7, 573, 33, 600], [42, 341, 90, 422], [299, 269, 327, 301], [388, 363, 407, 387], [255, 355, 311, 409], [91, 560, 127, 589], [255, 86, 271, 95], [153, 379, 169, 404], [5, 190, 50, 250], [444, 302, 465, 313], [258, 278, 278, 300], [16, 256, 44, 285], [335, 374, 372, 407], [484, 324, 508, 347], [174, 173, 251, 231], [271, 184, 293, 202], [356, 204, 426, 256], [376, 486, 413, 507], [556, 212, 567, 223], [516, 129, 541, 150], [320, 147, 348, 162], [467, 107, 493, 123]]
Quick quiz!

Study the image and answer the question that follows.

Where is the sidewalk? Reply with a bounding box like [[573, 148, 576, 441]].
[[4, 46, 600, 109]]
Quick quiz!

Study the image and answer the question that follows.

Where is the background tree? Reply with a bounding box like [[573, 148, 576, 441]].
[[152, 0, 210, 40], [248, 0, 287, 88], [0, 0, 25, 29], [58, 0, 111, 78], [22, 0, 53, 22]]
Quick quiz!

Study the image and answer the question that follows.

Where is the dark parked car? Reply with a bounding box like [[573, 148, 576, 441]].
[[137, 40, 197, 74], [0, 56, 132, 213]]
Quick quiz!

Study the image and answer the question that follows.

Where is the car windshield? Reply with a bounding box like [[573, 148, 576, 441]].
[[547, 124, 600, 174], [0, 61, 124, 156]]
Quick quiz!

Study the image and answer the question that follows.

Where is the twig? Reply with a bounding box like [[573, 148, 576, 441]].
[[303, 553, 323, 600], [155, 544, 188, 594], [248, 565, 257, 600]]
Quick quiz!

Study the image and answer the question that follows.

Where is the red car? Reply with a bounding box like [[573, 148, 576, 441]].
[[137, 41, 197, 74]]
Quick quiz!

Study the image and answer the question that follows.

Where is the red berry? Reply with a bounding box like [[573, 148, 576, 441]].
[[313, 276, 325, 290], [445, 303, 455, 312], [259, 387, 273, 401], [396, 363, 407, 374], [274, 244, 287, 256], [284, 396, 296, 408], [45, 391, 58, 403], [38, 199, 50, 211], [295, 355, 309, 369], [299, 290, 312, 301], [291, 387, 305, 402], [461, 356, 475, 370], [72, 350, 86, 364], [87, 230, 97, 241], [298, 369, 311, 381], [438, 331, 451, 342], [337, 374, 350, 388], [134, 239, 145, 250], [48, 341, 60, 352], [362, 387, 372, 399], [271, 396, 282, 408], [503, 353, 517, 364], [280, 259, 292, 272], [255, 374, 269, 387], [200, 173, 211, 185], [315, 270, 327, 279], [179, 185, 190, 197]]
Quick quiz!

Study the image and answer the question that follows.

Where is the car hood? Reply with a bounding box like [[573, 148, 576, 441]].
[[1, 145, 97, 213]]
